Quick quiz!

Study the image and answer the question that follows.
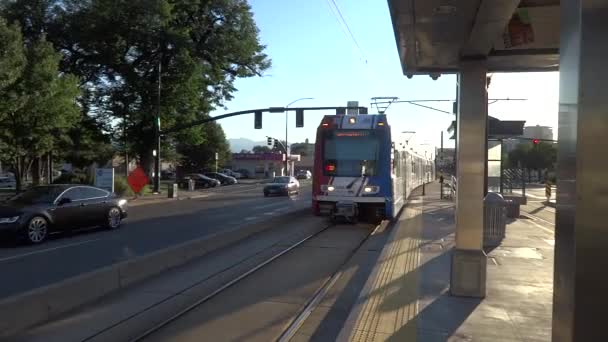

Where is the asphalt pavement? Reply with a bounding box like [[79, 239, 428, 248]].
[[0, 181, 312, 300]]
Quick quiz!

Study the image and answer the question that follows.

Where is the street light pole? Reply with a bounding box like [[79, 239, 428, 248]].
[[153, 54, 162, 194], [284, 97, 314, 176]]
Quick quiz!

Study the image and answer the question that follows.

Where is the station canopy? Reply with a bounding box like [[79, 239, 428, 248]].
[[387, 0, 560, 75]]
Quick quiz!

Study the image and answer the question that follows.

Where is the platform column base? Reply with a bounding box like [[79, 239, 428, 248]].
[[450, 248, 487, 298]]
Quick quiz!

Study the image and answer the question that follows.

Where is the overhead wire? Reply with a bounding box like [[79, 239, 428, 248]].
[[322, 0, 381, 107], [328, 0, 367, 64]]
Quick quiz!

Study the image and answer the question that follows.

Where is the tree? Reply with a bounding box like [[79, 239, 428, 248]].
[[290, 142, 313, 156], [50, 0, 270, 174], [0, 20, 80, 190], [178, 121, 231, 172], [252, 145, 272, 153], [2, 0, 117, 176], [507, 141, 557, 182]]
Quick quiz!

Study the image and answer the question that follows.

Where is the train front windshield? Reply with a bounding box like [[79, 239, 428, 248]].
[[323, 131, 379, 177]]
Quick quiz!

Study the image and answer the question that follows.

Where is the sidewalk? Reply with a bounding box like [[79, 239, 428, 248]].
[[340, 182, 554, 341]]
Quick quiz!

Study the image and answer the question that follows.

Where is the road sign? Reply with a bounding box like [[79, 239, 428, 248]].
[[128, 166, 149, 194], [95, 168, 115, 193]]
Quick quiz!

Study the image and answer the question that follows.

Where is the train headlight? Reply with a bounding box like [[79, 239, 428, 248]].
[[363, 186, 380, 194], [321, 185, 335, 192]]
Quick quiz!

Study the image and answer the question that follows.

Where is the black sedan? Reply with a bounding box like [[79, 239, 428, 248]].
[[178, 174, 221, 189], [204, 172, 238, 185], [0, 185, 128, 244], [263, 176, 300, 197]]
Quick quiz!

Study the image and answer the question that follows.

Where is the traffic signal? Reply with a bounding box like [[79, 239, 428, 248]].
[[267, 137, 273, 146], [274, 139, 279, 147], [533, 139, 540, 145], [296, 109, 304, 127], [254, 111, 262, 129]]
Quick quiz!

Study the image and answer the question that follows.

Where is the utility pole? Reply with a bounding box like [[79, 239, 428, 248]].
[[124, 113, 129, 177], [153, 54, 162, 194]]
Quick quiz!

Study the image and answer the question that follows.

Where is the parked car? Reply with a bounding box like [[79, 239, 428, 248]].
[[0, 176, 16, 189], [178, 174, 220, 189], [204, 172, 238, 185], [161, 170, 176, 180], [0, 185, 128, 244], [235, 169, 251, 179], [263, 176, 300, 197], [296, 170, 312, 180], [221, 169, 242, 179]]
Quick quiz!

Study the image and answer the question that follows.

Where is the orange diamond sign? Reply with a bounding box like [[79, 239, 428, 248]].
[[128, 166, 149, 194]]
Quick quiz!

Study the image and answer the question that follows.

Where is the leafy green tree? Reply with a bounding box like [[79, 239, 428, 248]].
[[2, 0, 117, 174], [177, 121, 232, 172], [51, 0, 270, 174], [290, 142, 313, 156], [252, 145, 272, 153], [507, 141, 557, 181], [0, 22, 80, 190]]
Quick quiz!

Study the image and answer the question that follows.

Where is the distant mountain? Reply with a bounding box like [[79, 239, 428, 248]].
[[228, 138, 266, 152]]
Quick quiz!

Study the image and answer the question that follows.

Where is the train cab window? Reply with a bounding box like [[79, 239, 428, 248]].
[[323, 130, 379, 177]]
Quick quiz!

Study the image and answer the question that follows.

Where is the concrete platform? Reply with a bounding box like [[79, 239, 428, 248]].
[[335, 182, 554, 342]]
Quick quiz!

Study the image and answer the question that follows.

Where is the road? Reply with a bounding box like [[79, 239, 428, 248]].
[[0, 181, 312, 300]]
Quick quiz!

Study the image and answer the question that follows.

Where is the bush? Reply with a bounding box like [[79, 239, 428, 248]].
[[114, 176, 134, 197]]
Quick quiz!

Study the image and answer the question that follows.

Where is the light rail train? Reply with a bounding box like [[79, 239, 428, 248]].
[[312, 113, 434, 221]]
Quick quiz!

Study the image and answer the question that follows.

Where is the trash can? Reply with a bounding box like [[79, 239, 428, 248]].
[[505, 200, 520, 218], [188, 179, 195, 191], [168, 183, 178, 198], [484, 192, 507, 247]]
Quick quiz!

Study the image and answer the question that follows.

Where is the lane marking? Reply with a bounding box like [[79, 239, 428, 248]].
[[0, 238, 103, 263], [521, 213, 554, 234], [244, 216, 258, 221], [253, 202, 282, 210]]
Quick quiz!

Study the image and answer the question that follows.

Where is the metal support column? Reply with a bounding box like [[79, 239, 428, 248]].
[[450, 60, 488, 298], [553, 2, 608, 340]]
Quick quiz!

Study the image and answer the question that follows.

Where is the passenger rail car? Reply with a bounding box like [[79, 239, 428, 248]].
[[312, 114, 434, 220]]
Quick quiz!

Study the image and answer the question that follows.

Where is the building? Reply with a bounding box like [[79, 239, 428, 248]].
[[523, 125, 553, 140]]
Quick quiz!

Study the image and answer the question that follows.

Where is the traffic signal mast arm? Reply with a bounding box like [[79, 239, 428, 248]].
[[161, 106, 369, 134]]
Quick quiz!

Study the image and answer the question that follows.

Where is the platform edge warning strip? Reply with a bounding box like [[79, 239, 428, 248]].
[[338, 202, 423, 342]]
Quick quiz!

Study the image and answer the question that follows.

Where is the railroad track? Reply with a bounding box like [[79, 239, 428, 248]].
[[131, 220, 385, 342]]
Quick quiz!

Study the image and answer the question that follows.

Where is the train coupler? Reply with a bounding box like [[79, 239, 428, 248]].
[[332, 201, 359, 223]]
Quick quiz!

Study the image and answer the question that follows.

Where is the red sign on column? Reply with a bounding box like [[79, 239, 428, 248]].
[[128, 166, 149, 194]]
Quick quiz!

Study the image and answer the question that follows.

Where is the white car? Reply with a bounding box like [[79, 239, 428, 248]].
[[296, 170, 312, 180]]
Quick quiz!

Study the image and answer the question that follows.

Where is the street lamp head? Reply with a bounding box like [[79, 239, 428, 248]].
[[286, 97, 315, 108]]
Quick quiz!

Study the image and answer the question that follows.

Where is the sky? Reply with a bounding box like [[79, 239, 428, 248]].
[[211, 0, 559, 151]]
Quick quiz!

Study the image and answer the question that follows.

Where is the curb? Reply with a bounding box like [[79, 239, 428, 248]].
[[0, 208, 311, 337]]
